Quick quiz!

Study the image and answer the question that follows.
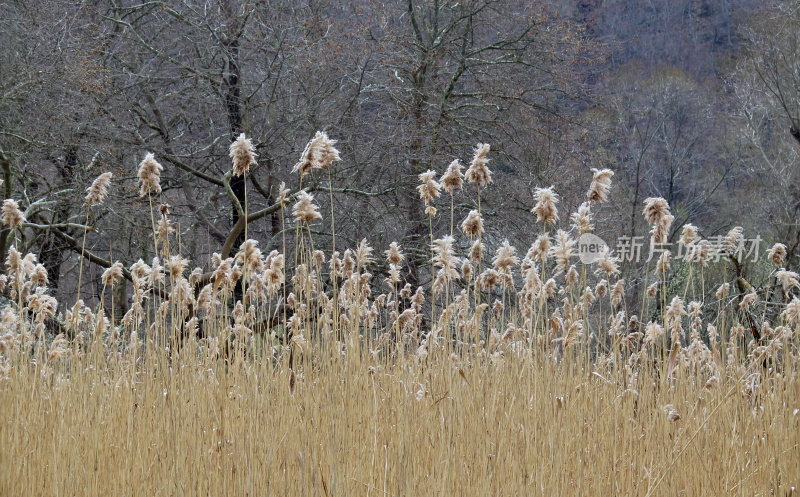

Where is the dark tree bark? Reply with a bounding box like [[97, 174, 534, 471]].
[[38, 146, 79, 289]]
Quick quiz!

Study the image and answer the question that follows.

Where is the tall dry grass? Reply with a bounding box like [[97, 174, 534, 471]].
[[0, 135, 798, 496]]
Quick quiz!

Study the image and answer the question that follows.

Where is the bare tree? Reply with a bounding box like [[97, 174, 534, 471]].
[[731, 2, 800, 269]]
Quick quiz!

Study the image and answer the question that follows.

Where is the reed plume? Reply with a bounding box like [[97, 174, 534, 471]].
[[570, 201, 593, 234], [656, 252, 671, 274], [292, 192, 322, 224], [550, 230, 575, 273], [460, 210, 483, 238], [587, 168, 613, 203], [417, 170, 441, 214], [137, 153, 163, 197], [293, 131, 341, 176], [776, 270, 800, 295], [596, 249, 620, 277], [440, 159, 464, 194], [101, 262, 124, 287], [230, 133, 257, 177], [441, 158, 464, 233], [385, 242, 405, 266], [532, 187, 559, 225], [723, 226, 744, 255], [1, 199, 24, 229], [492, 240, 519, 274], [85, 172, 113, 206], [768, 243, 787, 267], [469, 240, 484, 265], [465, 143, 492, 187], [782, 297, 800, 324], [642, 197, 673, 244], [689, 240, 711, 266], [679, 224, 698, 246]]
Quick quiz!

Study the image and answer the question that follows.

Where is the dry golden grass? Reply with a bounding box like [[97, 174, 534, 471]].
[[0, 342, 797, 496]]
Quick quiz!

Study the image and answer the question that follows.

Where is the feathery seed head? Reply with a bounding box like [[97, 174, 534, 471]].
[[313, 250, 326, 268], [724, 226, 744, 255], [440, 159, 464, 194], [465, 143, 492, 187], [341, 250, 355, 275], [595, 279, 608, 298], [417, 170, 441, 206], [542, 278, 557, 299], [230, 133, 257, 177], [47, 334, 69, 362], [642, 197, 673, 244], [596, 249, 620, 276], [386, 263, 402, 286], [531, 234, 551, 262], [85, 172, 113, 206], [469, 240, 484, 265], [315, 131, 341, 170], [611, 279, 625, 307], [679, 224, 698, 246], [101, 262, 124, 287], [665, 296, 687, 335], [776, 269, 800, 295], [5, 245, 21, 274], [532, 186, 559, 225], [460, 210, 483, 238], [293, 131, 341, 176], [689, 240, 711, 266], [292, 191, 322, 224], [643, 197, 670, 225], [168, 255, 190, 280], [739, 291, 757, 310], [156, 215, 174, 245], [550, 229, 575, 273], [356, 239, 375, 267], [782, 297, 800, 325], [492, 240, 518, 273], [663, 404, 681, 421], [130, 259, 150, 281], [432, 235, 458, 272], [2, 199, 25, 229], [461, 259, 473, 281], [276, 182, 291, 207], [644, 321, 665, 345], [385, 242, 405, 266], [137, 153, 163, 197], [768, 243, 787, 267], [478, 268, 500, 291], [236, 239, 264, 273], [565, 265, 579, 289], [587, 168, 614, 203], [570, 201, 593, 234], [30, 264, 48, 287]]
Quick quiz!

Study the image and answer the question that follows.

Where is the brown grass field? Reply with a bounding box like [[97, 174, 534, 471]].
[[0, 137, 798, 495]]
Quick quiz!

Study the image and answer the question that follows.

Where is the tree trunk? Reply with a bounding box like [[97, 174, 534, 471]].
[[39, 146, 78, 289]]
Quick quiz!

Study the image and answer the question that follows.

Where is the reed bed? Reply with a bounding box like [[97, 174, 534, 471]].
[[0, 135, 798, 496]]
